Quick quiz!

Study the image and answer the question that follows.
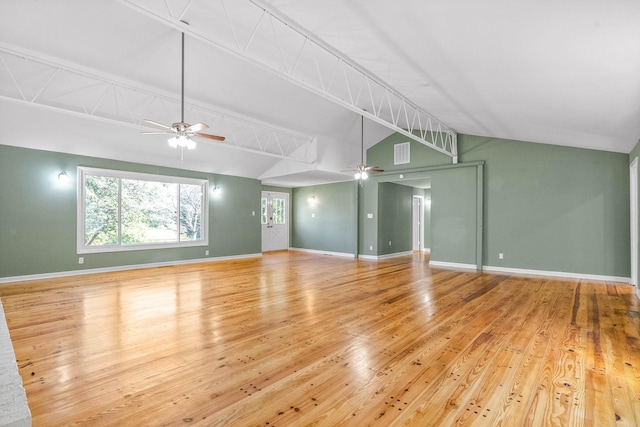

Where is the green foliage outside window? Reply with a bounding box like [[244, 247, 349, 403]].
[[84, 175, 119, 246], [261, 196, 286, 225], [271, 198, 285, 224], [81, 168, 207, 251], [261, 197, 268, 225]]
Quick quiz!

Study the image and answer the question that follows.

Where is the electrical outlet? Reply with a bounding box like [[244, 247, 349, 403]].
[[252, 211, 255, 216], [369, 245, 373, 251], [499, 253, 504, 259], [205, 250, 209, 256], [389, 240, 392, 246], [78, 257, 84, 264]]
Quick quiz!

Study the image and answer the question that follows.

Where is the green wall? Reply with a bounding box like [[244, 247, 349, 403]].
[[291, 181, 357, 254], [359, 180, 379, 256], [4, 128, 631, 280], [368, 132, 451, 169], [430, 166, 478, 265], [374, 164, 480, 265], [367, 133, 630, 278], [377, 182, 413, 255], [0, 145, 262, 279], [458, 135, 629, 276], [424, 189, 431, 249]]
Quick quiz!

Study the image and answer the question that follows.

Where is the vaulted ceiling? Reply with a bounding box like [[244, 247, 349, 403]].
[[2, 0, 639, 187]]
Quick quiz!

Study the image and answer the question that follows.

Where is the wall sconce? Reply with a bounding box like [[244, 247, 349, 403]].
[[211, 186, 221, 195], [308, 195, 316, 201], [58, 171, 69, 182]]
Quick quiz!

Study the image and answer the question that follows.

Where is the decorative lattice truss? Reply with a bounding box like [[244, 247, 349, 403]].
[[0, 43, 316, 162], [119, 0, 458, 162]]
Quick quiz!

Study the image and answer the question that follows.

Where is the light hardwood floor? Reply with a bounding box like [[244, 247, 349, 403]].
[[1, 251, 639, 426]]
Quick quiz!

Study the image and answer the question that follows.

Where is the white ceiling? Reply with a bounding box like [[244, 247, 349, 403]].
[[2, 0, 639, 187]]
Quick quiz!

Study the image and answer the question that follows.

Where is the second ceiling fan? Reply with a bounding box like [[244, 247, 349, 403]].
[[142, 31, 225, 150], [349, 113, 383, 180]]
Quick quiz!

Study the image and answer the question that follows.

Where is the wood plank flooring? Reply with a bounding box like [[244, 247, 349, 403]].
[[1, 251, 639, 426]]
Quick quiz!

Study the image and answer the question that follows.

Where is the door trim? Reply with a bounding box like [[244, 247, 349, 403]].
[[261, 191, 290, 252], [412, 195, 424, 251], [630, 157, 638, 289]]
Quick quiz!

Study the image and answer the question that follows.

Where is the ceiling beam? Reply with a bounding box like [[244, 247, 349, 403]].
[[0, 43, 316, 163], [118, 0, 458, 163]]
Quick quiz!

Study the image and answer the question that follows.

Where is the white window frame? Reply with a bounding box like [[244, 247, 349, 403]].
[[77, 167, 208, 254]]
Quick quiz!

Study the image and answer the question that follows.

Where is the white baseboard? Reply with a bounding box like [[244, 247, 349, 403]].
[[483, 265, 630, 283], [3, 253, 628, 285], [289, 248, 356, 258], [429, 260, 478, 270], [426, 261, 630, 283], [0, 253, 263, 284], [358, 250, 414, 261], [378, 250, 414, 259]]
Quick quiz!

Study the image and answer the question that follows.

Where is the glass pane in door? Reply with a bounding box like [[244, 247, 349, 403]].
[[261, 197, 268, 224], [271, 198, 286, 224]]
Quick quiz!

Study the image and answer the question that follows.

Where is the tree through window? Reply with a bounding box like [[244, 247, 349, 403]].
[[78, 167, 208, 253]]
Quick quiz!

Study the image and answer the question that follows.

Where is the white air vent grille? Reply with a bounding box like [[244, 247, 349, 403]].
[[394, 142, 410, 165]]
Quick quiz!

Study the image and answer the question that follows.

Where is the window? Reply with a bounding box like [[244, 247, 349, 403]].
[[78, 167, 208, 253]]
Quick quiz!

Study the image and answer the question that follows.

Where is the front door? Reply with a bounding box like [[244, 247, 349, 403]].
[[261, 191, 289, 252]]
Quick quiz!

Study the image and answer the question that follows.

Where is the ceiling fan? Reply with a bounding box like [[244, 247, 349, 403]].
[[142, 32, 225, 151], [348, 113, 383, 180]]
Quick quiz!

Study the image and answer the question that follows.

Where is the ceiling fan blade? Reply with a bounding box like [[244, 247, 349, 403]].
[[187, 122, 209, 132], [141, 131, 173, 135], [366, 166, 384, 172], [194, 132, 226, 142], [143, 119, 172, 130]]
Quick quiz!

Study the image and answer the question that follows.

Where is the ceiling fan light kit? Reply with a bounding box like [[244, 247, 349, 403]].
[[354, 170, 368, 180], [168, 134, 196, 150]]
